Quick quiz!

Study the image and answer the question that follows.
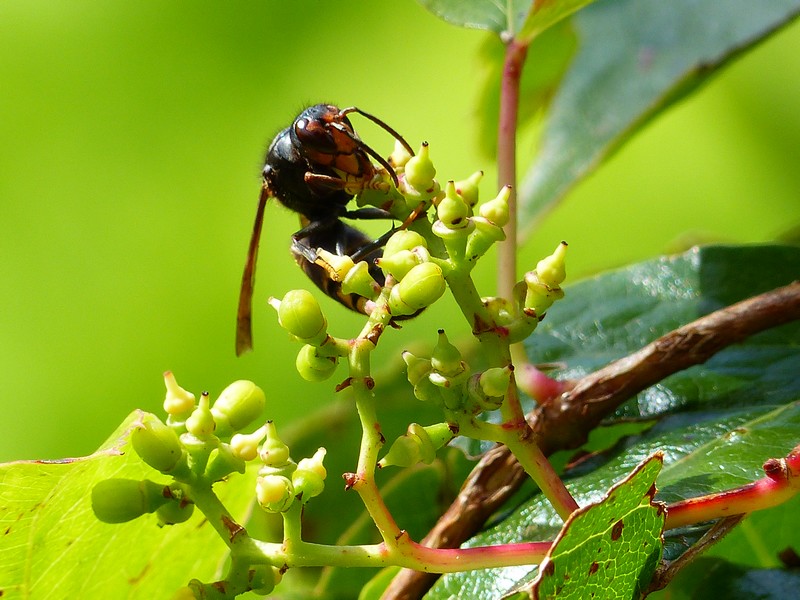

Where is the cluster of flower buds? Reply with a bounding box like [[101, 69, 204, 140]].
[[432, 175, 510, 270], [92, 374, 269, 526], [403, 330, 515, 418], [393, 142, 442, 213], [403, 330, 469, 410], [378, 422, 457, 468], [377, 230, 447, 316], [255, 421, 327, 513], [92, 373, 329, 528], [473, 242, 570, 344], [270, 290, 342, 382]]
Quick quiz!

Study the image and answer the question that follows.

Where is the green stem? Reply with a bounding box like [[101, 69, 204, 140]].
[[245, 537, 551, 571], [459, 417, 578, 521]]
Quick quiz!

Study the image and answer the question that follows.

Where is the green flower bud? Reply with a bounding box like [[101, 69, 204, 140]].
[[256, 473, 294, 513], [388, 262, 446, 316], [436, 181, 471, 229], [404, 142, 436, 191], [230, 424, 267, 461], [465, 218, 505, 264], [259, 421, 292, 467], [536, 241, 568, 288], [204, 443, 247, 482], [378, 433, 421, 468], [131, 415, 185, 473], [296, 344, 338, 382], [454, 171, 484, 208], [92, 478, 168, 523], [480, 366, 512, 397], [378, 422, 455, 469], [156, 499, 195, 526], [186, 391, 216, 438], [376, 248, 425, 281], [467, 373, 503, 411], [276, 289, 328, 345], [341, 260, 380, 300], [423, 422, 457, 450], [402, 351, 432, 386], [383, 229, 428, 257], [479, 185, 511, 227], [211, 380, 266, 435], [293, 447, 328, 502], [163, 371, 196, 417], [431, 330, 465, 378], [296, 447, 327, 480], [413, 376, 443, 405]]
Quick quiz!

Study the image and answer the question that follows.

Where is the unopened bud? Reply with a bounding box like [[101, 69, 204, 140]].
[[276, 289, 328, 345], [186, 391, 216, 438], [404, 142, 436, 191], [230, 424, 268, 462], [536, 241, 568, 288], [163, 371, 196, 417], [293, 448, 327, 501], [479, 185, 511, 227], [92, 478, 168, 524], [383, 230, 428, 257], [211, 380, 266, 435], [388, 262, 446, 316], [256, 474, 294, 513], [431, 330, 465, 377], [131, 415, 185, 473], [454, 171, 483, 208], [259, 421, 292, 467], [296, 344, 338, 382]]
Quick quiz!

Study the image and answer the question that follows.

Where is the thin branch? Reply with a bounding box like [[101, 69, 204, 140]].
[[382, 281, 800, 599], [496, 40, 529, 300]]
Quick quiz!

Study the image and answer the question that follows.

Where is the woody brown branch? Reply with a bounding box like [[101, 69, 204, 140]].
[[382, 281, 800, 600]]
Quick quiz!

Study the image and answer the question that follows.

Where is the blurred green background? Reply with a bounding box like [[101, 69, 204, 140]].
[[1, 1, 798, 462]]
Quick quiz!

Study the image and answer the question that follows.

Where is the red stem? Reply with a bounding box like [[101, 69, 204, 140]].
[[665, 444, 800, 529], [497, 39, 529, 299]]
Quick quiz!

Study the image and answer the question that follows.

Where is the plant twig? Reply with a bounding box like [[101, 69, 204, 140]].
[[496, 39, 529, 300], [382, 281, 800, 600]]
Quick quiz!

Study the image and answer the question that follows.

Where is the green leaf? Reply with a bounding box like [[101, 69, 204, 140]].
[[519, 0, 800, 236], [0, 411, 256, 599], [427, 245, 800, 597], [416, 0, 600, 40], [518, 0, 600, 43], [526, 454, 664, 599], [415, 0, 535, 36]]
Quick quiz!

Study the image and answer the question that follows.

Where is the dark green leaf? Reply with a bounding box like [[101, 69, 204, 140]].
[[428, 245, 800, 597], [526, 454, 663, 599], [519, 0, 800, 236]]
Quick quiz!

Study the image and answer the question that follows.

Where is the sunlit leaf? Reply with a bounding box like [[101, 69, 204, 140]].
[[0, 411, 255, 598], [525, 454, 663, 599], [519, 0, 800, 236]]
